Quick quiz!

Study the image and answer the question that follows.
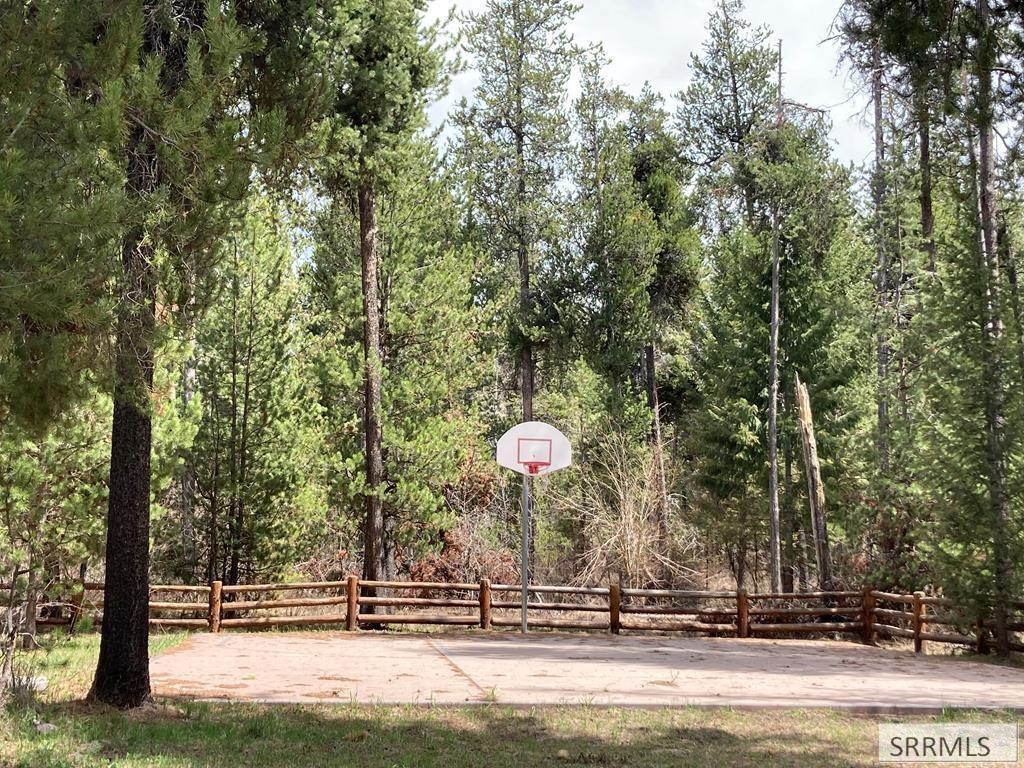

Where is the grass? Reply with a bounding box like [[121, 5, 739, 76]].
[[1, 633, 1021, 767]]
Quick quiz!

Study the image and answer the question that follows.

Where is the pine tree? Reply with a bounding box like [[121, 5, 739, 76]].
[[691, 114, 867, 591], [572, 54, 658, 401], [318, 0, 444, 587], [0, 0, 355, 707], [308, 140, 485, 578], [455, 0, 580, 423], [151, 198, 326, 586], [675, 0, 778, 228], [0, 1, 123, 426]]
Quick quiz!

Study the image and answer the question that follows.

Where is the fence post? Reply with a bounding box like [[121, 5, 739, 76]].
[[913, 591, 924, 653], [609, 582, 621, 635], [479, 578, 491, 630], [208, 581, 222, 633], [976, 616, 988, 655], [861, 587, 875, 645], [346, 575, 359, 631], [69, 581, 85, 634], [737, 589, 749, 638]]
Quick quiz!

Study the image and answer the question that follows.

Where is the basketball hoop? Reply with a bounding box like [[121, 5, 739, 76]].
[[517, 437, 552, 476], [497, 424, 570, 478], [495, 421, 573, 635]]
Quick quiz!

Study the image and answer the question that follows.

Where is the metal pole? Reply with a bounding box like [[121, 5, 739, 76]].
[[521, 473, 530, 633]]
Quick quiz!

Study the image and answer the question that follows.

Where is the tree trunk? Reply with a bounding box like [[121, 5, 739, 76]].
[[227, 256, 240, 587], [764, 38, 783, 595], [645, 343, 670, 570], [89, 126, 157, 708], [782, 394, 795, 594], [795, 513, 811, 593], [232, 264, 257, 585], [974, 0, 1011, 657], [206, 406, 221, 583], [766, 198, 783, 594], [720, 0, 755, 226], [998, 219, 1024, 377], [914, 85, 936, 272], [20, 557, 39, 651], [733, 542, 747, 591], [872, 40, 891, 480], [358, 180, 386, 603], [179, 352, 198, 580], [795, 374, 833, 591]]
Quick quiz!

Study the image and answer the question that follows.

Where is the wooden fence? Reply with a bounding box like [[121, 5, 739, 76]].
[[35, 580, 1024, 655]]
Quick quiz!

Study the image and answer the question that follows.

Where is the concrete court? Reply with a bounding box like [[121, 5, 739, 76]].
[[149, 631, 1024, 711]]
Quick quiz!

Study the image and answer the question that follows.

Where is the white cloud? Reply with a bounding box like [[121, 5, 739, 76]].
[[427, 0, 872, 167]]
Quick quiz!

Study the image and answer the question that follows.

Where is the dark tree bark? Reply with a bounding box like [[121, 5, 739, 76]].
[[998, 219, 1024, 377], [914, 86, 936, 272], [765, 39, 783, 594], [974, 0, 1011, 657], [90, 0, 229, 704], [720, 0, 756, 227], [510, 3, 536, 573], [782, 391, 796, 594], [227, 256, 240, 585], [767, 180, 782, 594], [359, 180, 387, 602], [178, 352, 198, 578], [872, 40, 891, 480], [89, 129, 157, 708]]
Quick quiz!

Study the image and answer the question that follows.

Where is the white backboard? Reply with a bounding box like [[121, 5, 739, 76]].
[[496, 421, 572, 477]]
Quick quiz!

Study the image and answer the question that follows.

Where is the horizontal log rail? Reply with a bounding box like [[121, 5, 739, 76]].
[[358, 613, 479, 626], [220, 614, 346, 629], [748, 607, 859, 617], [621, 619, 733, 633], [621, 588, 732, 598], [749, 621, 864, 634], [492, 600, 607, 612], [873, 607, 914, 622], [220, 580, 349, 594], [749, 591, 861, 600], [493, 584, 609, 596], [872, 590, 914, 603], [25, 578, 1023, 657], [492, 617, 609, 630], [360, 580, 479, 591], [620, 606, 737, 617], [223, 596, 347, 612]]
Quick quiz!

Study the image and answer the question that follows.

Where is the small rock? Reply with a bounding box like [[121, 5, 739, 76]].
[[27, 676, 47, 692], [556, 748, 571, 760], [35, 723, 57, 734]]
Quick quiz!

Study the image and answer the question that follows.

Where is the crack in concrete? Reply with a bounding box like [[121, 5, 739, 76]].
[[426, 636, 490, 701]]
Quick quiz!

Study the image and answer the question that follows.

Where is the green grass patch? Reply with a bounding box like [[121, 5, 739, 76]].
[[1, 634, 1020, 767]]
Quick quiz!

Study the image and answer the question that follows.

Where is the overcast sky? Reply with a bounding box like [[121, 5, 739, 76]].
[[426, 0, 873, 168]]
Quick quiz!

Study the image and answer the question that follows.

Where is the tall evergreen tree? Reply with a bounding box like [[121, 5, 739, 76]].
[[320, 0, 443, 587], [0, 0, 358, 707], [309, 141, 485, 578], [675, 0, 778, 229], [455, 0, 580, 424], [691, 115, 866, 591], [152, 199, 326, 586]]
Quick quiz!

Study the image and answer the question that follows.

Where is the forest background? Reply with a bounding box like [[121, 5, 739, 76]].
[[3, 0, 1023, 702]]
